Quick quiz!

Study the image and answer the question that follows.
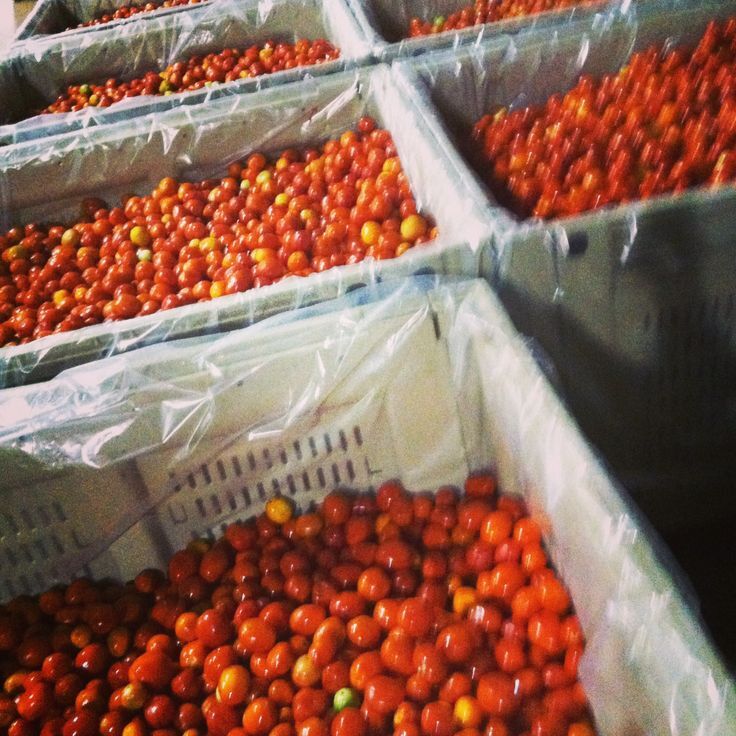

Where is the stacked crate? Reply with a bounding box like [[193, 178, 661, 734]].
[[0, 0, 734, 734]]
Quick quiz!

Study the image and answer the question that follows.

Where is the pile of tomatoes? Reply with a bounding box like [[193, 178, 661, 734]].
[[407, 0, 594, 37], [0, 116, 436, 348], [73, 0, 205, 30], [41, 40, 340, 115], [470, 18, 736, 220], [0, 476, 597, 736]]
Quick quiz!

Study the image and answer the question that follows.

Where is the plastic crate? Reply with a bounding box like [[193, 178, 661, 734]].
[[0, 0, 373, 146], [0, 64, 493, 388], [0, 276, 733, 735], [15, 0, 213, 43], [394, 0, 736, 525], [346, 0, 610, 61]]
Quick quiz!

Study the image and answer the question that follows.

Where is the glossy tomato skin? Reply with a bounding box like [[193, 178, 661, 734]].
[[74, 0, 201, 30], [467, 17, 736, 220], [0, 118, 436, 349], [0, 474, 596, 736], [43, 40, 340, 115]]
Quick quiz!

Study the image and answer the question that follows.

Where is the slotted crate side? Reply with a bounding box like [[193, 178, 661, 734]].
[[1, 289, 468, 589], [85, 425, 373, 581], [0, 464, 156, 598], [550, 201, 736, 527], [87, 423, 379, 582]]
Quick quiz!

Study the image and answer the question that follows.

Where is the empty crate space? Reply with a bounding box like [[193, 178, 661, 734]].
[[0, 277, 733, 735], [1, 0, 370, 145], [0, 65, 491, 388]]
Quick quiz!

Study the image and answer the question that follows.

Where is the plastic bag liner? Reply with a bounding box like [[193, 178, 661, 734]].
[[0, 64, 494, 389], [345, 0, 618, 62], [0, 275, 733, 735], [0, 0, 373, 146], [15, 0, 213, 43], [393, 0, 736, 527]]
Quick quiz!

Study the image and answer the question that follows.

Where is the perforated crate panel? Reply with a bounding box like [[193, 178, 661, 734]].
[[0, 464, 152, 598], [0, 302, 470, 597], [545, 196, 736, 527]]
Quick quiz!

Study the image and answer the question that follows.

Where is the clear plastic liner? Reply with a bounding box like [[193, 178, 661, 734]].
[[15, 0, 213, 43], [0, 275, 733, 735], [1, 0, 372, 145], [394, 0, 736, 523], [346, 0, 616, 61], [0, 65, 493, 388]]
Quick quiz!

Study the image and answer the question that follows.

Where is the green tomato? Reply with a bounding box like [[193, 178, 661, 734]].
[[333, 687, 360, 712]]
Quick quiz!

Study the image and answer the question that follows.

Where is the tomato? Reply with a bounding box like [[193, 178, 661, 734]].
[[242, 698, 278, 735], [435, 623, 477, 664], [296, 716, 329, 736], [290, 605, 327, 636], [203, 694, 241, 736], [196, 608, 233, 648], [239, 618, 277, 654], [292, 654, 322, 688], [357, 567, 391, 602], [466, 19, 736, 220], [3, 477, 597, 736], [128, 651, 177, 691], [0, 120, 435, 348], [477, 562, 526, 603], [396, 598, 433, 638], [364, 674, 406, 715], [292, 687, 329, 721], [480, 510, 514, 545], [420, 701, 454, 736], [330, 707, 366, 736], [349, 651, 384, 691], [347, 615, 381, 649], [216, 665, 251, 706], [528, 611, 565, 656], [477, 672, 520, 718], [380, 630, 416, 676]]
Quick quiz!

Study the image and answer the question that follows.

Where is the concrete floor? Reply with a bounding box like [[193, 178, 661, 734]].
[[1, 0, 34, 51], [16, 0, 35, 24]]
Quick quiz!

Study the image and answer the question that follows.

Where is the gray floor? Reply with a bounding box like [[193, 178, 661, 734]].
[[15, 0, 34, 24]]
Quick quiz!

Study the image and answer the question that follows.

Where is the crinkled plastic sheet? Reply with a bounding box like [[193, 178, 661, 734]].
[[1, 0, 372, 145], [15, 0, 213, 42], [394, 0, 736, 520], [0, 275, 733, 735], [0, 64, 493, 388], [346, 0, 618, 61]]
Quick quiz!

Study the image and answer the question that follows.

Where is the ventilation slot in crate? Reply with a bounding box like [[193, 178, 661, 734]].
[[153, 425, 372, 548], [641, 293, 736, 454]]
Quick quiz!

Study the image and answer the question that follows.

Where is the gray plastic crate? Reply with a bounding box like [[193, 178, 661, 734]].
[[15, 0, 213, 43], [0, 64, 493, 388], [1, 0, 372, 146], [0, 277, 733, 735], [394, 0, 736, 526], [346, 0, 611, 61]]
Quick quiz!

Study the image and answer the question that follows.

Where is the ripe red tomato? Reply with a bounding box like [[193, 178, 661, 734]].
[[2, 477, 597, 736]]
